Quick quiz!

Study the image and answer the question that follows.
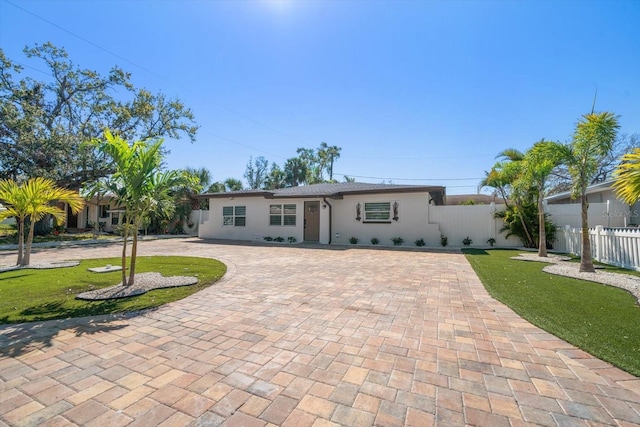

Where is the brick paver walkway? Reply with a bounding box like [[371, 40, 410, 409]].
[[0, 238, 639, 426]]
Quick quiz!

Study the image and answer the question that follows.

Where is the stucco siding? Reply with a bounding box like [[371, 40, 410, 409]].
[[199, 198, 311, 243], [330, 192, 440, 246]]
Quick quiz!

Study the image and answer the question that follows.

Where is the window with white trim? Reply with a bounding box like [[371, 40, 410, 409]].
[[223, 206, 246, 226], [364, 202, 391, 223], [270, 204, 296, 226]]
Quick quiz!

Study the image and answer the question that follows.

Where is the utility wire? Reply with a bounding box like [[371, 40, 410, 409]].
[[334, 173, 482, 181], [342, 154, 488, 160], [4, 0, 164, 80], [3, 0, 311, 149]]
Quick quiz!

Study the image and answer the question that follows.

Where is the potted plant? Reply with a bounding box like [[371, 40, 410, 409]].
[[487, 237, 496, 247], [463, 236, 473, 246]]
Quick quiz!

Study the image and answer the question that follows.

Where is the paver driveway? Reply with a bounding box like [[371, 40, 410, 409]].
[[0, 238, 639, 426]]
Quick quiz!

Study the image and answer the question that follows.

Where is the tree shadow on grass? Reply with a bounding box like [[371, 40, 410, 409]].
[[0, 304, 157, 358], [462, 248, 490, 255]]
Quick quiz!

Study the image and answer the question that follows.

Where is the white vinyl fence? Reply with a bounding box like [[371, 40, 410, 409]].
[[429, 204, 521, 247], [555, 225, 640, 271]]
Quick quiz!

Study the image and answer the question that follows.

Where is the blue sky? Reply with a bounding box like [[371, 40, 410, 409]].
[[1, 0, 639, 195]]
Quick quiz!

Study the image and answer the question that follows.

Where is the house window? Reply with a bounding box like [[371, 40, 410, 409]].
[[364, 202, 391, 223], [270, 204, 296, 226], [223, 206, 246, 226], [99, 204, 109, 218], [111, 211, 121, 226]]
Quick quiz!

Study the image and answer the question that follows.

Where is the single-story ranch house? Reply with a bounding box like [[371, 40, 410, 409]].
[[198, 183, 447, 245]]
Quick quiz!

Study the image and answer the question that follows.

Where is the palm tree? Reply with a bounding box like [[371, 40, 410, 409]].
[[612, 148, 640, 205], [224, 178, 243, 191], [284, 157, 308, 187], [93, 130, 188, 286], [480, 148, 525, 207], [0, 178, 84, 266], [518, 140, 563, 257], [554, 112, 620, 272], [481, 148, 537, 247], [318, 142, 342, 181]]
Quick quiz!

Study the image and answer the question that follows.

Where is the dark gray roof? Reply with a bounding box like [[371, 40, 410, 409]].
[[201, 182, 446, 204]]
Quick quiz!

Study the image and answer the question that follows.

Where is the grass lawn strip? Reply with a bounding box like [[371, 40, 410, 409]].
[[464, 248, 640, 377], [513, 252, 640, 303], [0, 256, 226, 324]]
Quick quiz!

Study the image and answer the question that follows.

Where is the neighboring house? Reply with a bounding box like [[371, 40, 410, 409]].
[[544, 180, 639, 228], [198, 183, 446, 245], [71, 195, 123, 233]]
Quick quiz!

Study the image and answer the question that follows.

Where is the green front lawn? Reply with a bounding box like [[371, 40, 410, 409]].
[[464, 248, 640, 376], [0, 256, 226, 324]]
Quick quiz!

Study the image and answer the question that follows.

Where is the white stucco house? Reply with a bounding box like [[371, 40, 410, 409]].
[[198, 182, 447, 245]]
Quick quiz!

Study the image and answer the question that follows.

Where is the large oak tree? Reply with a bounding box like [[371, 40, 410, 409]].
[[0, 42, 198, 189]]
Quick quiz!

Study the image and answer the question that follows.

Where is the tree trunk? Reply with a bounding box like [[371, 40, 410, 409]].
[[121, 223, 129, 286], [16, 218, 24, 265], [538, 186, 547, 257], [21, 217, 36, 266], [128, 219, 138, 286], [579, 193, 595, 272], [516, 203, 535, 248]]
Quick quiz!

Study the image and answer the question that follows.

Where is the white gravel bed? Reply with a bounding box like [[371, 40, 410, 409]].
[[0, 261, 80, 273], [76, 272, 198, 300], [513, 253, 640, 303]]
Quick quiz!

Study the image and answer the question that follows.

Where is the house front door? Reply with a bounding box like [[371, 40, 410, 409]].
[[304, 201, 320, 242], [67, 205, 78, 229]]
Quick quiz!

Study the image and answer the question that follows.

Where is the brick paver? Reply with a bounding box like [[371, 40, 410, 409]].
[[1, 238, 639, 426]]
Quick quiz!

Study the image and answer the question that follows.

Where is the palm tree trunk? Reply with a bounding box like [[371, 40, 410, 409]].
[[16, 218, 24, 266], [579, 194, 595, 272], [537, 187, 547, 257], [21, 217, 35, 266], [121, 223, 129, 286], [128, 219, 138, 286], [516, 203, 535, 247]]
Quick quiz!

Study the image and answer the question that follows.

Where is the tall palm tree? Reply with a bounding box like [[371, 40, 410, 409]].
[[612, 148, 640, 205], [518, 140, 563, 257], [554, 112, 620, 272], [0, 178, 84, 265], [318, 142, 342, 181], [93, 130, 187, 286]]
